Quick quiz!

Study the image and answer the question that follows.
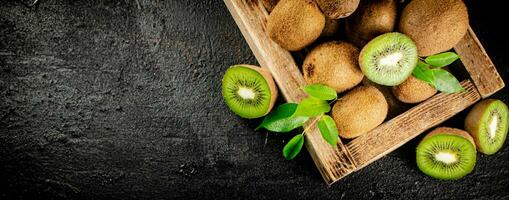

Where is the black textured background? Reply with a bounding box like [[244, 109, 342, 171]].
[[1, 0, 508, 199]]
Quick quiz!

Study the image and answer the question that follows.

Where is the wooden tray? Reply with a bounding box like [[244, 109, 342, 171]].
[[224, 0, 505, 185]]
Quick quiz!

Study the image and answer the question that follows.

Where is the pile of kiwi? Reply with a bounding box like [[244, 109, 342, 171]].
[[220, 0, 507, 181]]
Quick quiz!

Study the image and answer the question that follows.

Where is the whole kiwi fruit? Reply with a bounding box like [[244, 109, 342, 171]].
[[314, 0, 360, 19], [332, 85, 388, 138], [464, 99, 509, 155], [392, 75, 437, 104], [416, 127, 476, 180], [262, 0, 280, 12], [303, 41, 364, 93], [345, 0, 397, 47], [222, 65, 278, 119], [321, 17, 340, 38], [399, 0, 469, 57], [267, 0, 325, 51], [363, 78, 411, 118]]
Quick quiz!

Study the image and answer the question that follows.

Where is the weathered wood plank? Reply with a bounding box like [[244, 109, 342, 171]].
[[223, 0, 357, 184], [455, 27, 505, 98], [347, 81, 480, 169]]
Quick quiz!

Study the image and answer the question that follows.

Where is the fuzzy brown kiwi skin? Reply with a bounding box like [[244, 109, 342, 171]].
[[262, 0, 280, 12], [320, 17, 340, 38], [425, 127, 476, 148], [267, 0, 325, 51], [303, 41, 364, 93], [399, 0, 469, 57], [392, 76, 437, 104], [464, 99, 505, 154], [345, 0, 397, 47], [363, 78, 411, 119], [314, 0, 360, 19], [237, 65, 278, 115], [332, 85, 388, 139]]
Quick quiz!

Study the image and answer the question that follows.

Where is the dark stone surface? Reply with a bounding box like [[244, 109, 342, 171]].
[[0, 0, 508, 199]]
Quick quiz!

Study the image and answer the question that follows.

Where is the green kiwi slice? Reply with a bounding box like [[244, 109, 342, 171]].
[[416, 127, 476, 180], [221, 65, 277, 119], [359, 32, 418, 86], [465, 99, 509, 155]]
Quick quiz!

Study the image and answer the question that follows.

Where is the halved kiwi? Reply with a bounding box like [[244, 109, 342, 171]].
[[416, 127, 477, 180], [331, 85, 388, 138], [359, 32, 418, 86], [465, 99, 509, 155], [222, 65, 278, 119]]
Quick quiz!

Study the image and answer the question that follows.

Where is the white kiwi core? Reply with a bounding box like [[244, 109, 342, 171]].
[[434, 151, 458, 165], [488, 115, 499, 139], [238, 87, 256, 99], [379, 52, 403, 67]]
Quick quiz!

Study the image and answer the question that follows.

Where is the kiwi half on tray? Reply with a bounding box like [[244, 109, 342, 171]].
[[359, 32, 418, 86]]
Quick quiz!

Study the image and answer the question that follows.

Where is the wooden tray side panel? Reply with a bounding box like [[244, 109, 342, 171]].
[[347, 81, 480, 168], [223, 0, 357, 184], [455, 27, 505, 98]]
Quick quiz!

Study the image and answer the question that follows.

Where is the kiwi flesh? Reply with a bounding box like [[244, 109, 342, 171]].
[[416, 127, 476, 180], [222, 65, 278, 119], [331, 85, 388, 138], [267, 0, 325, 51], [303, 41, 364, 93], [359, 32, 418, 86], [399, 0, 469, 57], [464, 99, 509, 155], [314, 0, 360, 19], [392, 75, 437, 104], [345, 0, 397, 47]]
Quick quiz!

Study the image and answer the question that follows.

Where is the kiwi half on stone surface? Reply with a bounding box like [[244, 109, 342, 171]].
[[416, 127, 477, 180], [345, 0, 397, 48], [399, 0, 469, 57], [331, 85, 388, 139], [359, 32, 418, 86], [303, 41, 364, 93], [392, 75, 437, 104], [267, 0, 325, 51], [465, 99, 509, 155], [222, 65, 278, 119]]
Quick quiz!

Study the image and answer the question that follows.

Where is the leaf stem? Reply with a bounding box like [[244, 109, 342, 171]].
[[301, 114, 323, 136]]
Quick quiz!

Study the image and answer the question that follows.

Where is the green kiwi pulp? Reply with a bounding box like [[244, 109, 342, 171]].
[[416, 130, 476, 180], [222, 65, 276, 119], [465, 99, 509, 155], [359, 32, 418, 86]]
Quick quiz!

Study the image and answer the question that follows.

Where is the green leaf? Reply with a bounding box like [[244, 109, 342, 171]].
[[303, 84, 337, 100], [317, 115, 339, 147], [424, 52, 459, 68], [292, 96, 331, 117], [412, 61, 434, 85], [431, 69, 465, 93], [283, 134, 304, 160], [257, 103, 309, 132]]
